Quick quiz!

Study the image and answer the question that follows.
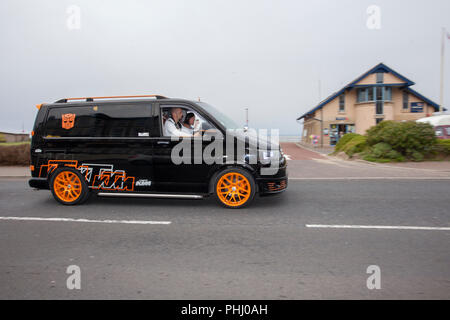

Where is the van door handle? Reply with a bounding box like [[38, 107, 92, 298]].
[[157, 141, 170, 145]]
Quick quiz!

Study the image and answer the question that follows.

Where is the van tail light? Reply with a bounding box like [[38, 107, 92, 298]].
[[31, 131, 34, 136], [30, 165, 35, 171]]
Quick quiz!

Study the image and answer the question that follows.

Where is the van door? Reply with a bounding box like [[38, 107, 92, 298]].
[[151, 103, 221, 193], [41, 102, 155, 192]]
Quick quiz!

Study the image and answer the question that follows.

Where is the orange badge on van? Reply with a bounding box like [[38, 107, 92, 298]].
[[62, 113, 76, 129]]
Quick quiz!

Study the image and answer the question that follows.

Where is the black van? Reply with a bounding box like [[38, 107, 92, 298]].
[[29, 95, 288, 208]]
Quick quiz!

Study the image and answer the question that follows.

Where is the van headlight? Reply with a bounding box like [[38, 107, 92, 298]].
[[259, 150, 278, 164], [261, 151, 274, 159]]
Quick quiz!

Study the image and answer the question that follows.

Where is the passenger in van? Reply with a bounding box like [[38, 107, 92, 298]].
[[181, 112, 196, 135], [163, 107, 192, 137]]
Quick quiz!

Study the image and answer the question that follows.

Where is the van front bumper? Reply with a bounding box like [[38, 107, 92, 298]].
[[257, 165, 288, 195], [29, 178, 49, 190]]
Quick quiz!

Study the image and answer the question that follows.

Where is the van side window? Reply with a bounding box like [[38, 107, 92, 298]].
[[160, 105, 217, 137], [44, 104, 152, 138]]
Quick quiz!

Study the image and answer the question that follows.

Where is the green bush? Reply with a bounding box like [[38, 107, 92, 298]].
[[342, 135, 367, 156], [386, 150, 404, 161], [334, 133, 360, 153], [366, 121, 436, 157], [333, 121, 446, 162], [433, 139, 450, 155], [370, 142, 392, 158], [362, 154, 392, 163], [411, 151, 424, 162], [0, 133, 5, 143]]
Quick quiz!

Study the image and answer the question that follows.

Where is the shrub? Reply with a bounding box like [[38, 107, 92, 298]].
[[0, 143, 30, 165], [386, 150, 404, 161], [0, 133, 5, 143], [362, 154, 392, 163], [369, 142, 392, 158], [411, 151, 424, 162], [366, 121, 436, 157], [342, 135, 367, 157], [433, 139, 450, 156], [334, 133, 360, 153]]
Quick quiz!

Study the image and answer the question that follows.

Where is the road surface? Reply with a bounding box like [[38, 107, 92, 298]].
[[0, 178, 449, 299]]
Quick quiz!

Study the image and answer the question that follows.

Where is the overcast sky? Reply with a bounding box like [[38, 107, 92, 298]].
[[1, 0, 449, 134]]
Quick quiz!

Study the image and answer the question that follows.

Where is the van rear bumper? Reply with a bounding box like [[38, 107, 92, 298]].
[[29, 178, 49, 190]]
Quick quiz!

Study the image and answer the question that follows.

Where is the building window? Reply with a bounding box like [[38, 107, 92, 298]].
[[368, 87, 374, 101], [376, 87, 383, 115], [376, 72, 384, 83], [339, 93, 345, 112], [384, 87, 392, 101], [357, 87, 391, 102], [403, 91, 409, 109], [357, 88, 366, 102]]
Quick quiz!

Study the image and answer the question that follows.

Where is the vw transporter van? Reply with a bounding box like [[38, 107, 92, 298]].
[[28, 95, 287, 208]]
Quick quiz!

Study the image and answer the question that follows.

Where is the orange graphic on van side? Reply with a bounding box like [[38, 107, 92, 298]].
[[62, 113, 76, 129], [91, 171, 135, 191], [38, 160, 135, 192]]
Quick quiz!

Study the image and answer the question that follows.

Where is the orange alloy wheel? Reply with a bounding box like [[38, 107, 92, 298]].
[[53, 171, 83, 203], [216, 172, 251, 207]]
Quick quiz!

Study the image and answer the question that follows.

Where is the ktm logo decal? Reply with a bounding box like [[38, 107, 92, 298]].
[[38, 160, 135, 192], [91, 170, 135, 191], [62, 113, 76, 129]]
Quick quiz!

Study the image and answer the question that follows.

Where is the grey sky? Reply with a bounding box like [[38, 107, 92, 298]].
[[1, 0, 449, 134]]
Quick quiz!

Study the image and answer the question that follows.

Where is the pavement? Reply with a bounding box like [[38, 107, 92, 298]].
[[0, 179, 448, 299], [280, 143, 450, 179]]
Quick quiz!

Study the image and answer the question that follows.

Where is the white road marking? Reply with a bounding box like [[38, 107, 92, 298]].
[[306, 224, 450, 231], [0, 216, 171, 225]]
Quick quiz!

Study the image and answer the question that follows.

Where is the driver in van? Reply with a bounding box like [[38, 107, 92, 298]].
[[163, 107, 191, 137], [164, 107, 202, 137]]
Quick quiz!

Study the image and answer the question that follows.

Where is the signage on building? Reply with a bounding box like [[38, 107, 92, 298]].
[[411, 102, 424, 113], [335, 117, 348, 121]]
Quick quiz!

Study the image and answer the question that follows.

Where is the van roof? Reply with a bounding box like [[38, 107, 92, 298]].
[[44, 96, 199, 107], [54, 94, 168, 103]]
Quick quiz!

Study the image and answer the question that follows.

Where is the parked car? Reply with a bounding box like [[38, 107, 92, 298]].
[[417, 114, 450, 139], [29, 95, 287, 208]]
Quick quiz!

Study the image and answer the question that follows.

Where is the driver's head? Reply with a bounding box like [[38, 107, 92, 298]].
[[170, 107, 183, 122]]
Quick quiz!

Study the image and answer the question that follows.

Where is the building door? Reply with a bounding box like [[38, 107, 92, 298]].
[[329, 124, 355, 146]]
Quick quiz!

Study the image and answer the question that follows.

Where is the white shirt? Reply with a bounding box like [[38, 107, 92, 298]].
[[163, 118, 191, 137], [181, 124, 194, 135]]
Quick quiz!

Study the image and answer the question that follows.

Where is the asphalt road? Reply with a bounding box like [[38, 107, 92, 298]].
[[0, 178, 449, 299]]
